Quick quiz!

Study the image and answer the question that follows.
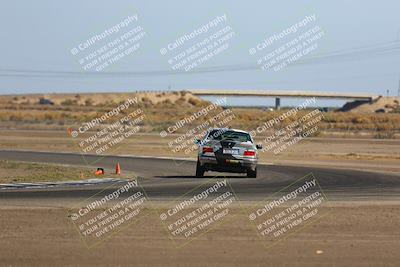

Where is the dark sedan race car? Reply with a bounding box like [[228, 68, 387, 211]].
[[195, 128, 262, 178]]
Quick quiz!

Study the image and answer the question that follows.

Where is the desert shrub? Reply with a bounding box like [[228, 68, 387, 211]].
[[375, 123, 394, 131], [60, 99, 77, 106], [44, 113, 54, 120], [374, 131, 395, 139], [9, 114, 24, 121], [188, 98, 201, 106], [141, 97, 151, 103], [161, 99, 173, 107], [351, 116, 371, 124], [371, 115, 389, 123], [389, 107, 400, 113], [102, 100, 116, 107], [85, 98, 94, 106], [175, 97, 187, 105]]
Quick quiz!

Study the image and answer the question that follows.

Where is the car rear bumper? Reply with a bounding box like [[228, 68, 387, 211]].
[[199, 155, 257, 173]]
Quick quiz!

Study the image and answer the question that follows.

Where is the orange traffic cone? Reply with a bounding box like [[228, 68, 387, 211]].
[[115, 162, 121, 175], [95, 168, 104, 175]]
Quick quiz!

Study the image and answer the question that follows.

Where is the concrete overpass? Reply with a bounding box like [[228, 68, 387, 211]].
[[190, 89, 379, 110]]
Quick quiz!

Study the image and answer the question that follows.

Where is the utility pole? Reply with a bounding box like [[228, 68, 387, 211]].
[[397, 30, 400, 97], [398, 77, 400, 97]]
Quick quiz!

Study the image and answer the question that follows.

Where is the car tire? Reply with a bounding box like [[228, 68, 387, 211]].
[[247, 167, 257, 178], [196, 160, 205, 177]]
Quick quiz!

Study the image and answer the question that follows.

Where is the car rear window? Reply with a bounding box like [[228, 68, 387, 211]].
[[208, 130, 251, 142]]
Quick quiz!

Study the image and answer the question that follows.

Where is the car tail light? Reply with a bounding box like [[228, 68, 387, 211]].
[[202, 147, 213, 153], [244, 150, 256, 157]]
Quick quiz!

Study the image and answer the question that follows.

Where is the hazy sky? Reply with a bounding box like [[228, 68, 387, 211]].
[[1, 0, 400, 100]]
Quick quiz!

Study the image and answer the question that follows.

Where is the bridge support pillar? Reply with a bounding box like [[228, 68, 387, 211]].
[[275, 97, 281, 110]]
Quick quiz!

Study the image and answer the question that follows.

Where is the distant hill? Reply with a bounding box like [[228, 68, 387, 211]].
[[338, 97, 400, 113], [0, 91, 206, 107]]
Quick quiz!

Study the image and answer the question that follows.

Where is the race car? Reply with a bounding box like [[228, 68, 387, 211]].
[[195, 128, 262, 178]]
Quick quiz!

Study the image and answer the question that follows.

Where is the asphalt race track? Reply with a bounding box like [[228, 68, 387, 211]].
[[1, 150, 399, 201]]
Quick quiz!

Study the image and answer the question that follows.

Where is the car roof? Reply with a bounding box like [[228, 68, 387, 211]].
[[208, 128, 249, 134]]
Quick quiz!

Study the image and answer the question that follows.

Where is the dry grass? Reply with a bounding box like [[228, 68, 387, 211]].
[[0, 159, 136, 183], [0, 160, 95, 183]]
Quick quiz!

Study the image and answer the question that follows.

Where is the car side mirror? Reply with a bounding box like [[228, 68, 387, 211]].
[[256, 144, 263, 150], [195, 139, 201, 145]]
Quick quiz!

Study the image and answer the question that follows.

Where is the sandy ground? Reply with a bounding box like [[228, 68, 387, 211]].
[[0, 203, 399, 267], [1, 130, 399, 174]]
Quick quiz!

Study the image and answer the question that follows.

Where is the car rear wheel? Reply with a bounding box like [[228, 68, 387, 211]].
[[247, 167, 257, 178], [196, 160, 205, 177]]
